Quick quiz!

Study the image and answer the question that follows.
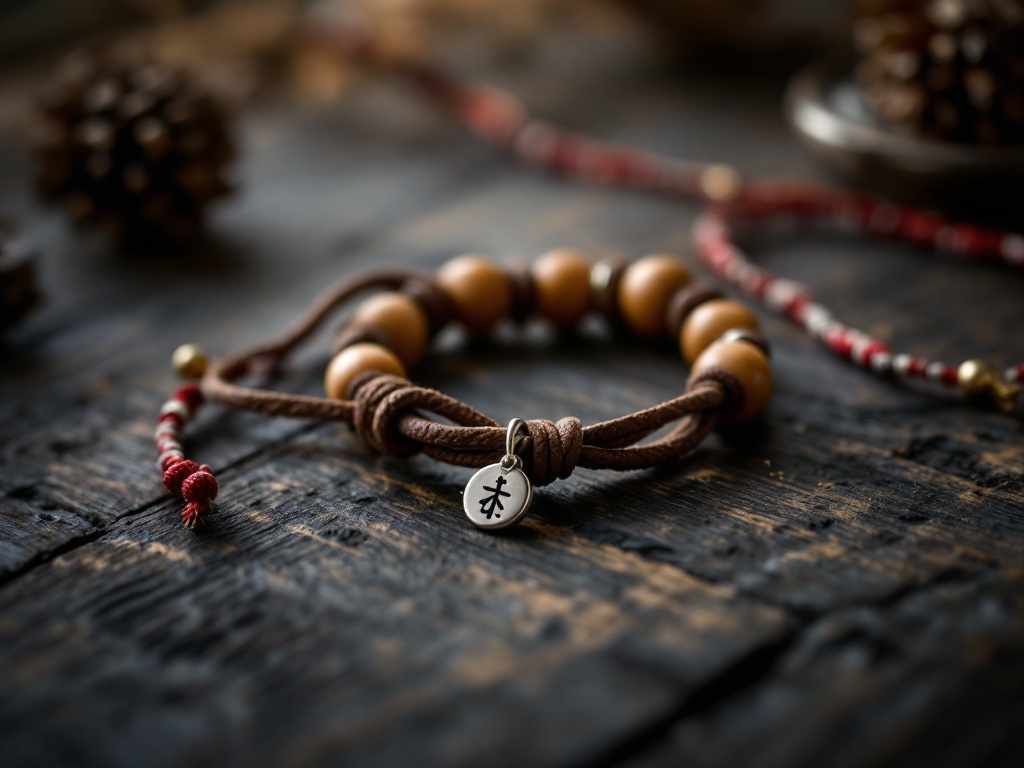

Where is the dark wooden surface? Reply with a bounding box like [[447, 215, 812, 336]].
[[1, 32, 1023, 768]]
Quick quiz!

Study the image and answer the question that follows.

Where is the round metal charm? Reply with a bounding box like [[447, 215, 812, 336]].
[[463, 458, 533, 530]]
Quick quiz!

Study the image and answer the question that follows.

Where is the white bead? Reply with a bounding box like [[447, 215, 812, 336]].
[[871, 352, 893, 373], [803, 303, 833, 337], [926, 361, 945, 381], [851, 336, 871, 365], [892, 353, 912, 376], [158, 437, 182, 450], [159, 400, 191, 421], [764, 279, 804, 312], [157, 450, 183, 469], [154, 422, 179, 439]]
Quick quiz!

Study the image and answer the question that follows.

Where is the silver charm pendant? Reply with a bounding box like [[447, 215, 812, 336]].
[[463, 418, 533, 530]]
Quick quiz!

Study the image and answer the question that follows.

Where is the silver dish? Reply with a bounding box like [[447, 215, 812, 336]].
[[785, 59, 1024, 222]]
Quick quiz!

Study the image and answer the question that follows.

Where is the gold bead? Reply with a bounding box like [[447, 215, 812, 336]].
[[958, 359, 996, 397], [700, 164, 742, 201], [172, 343, 209, 380]]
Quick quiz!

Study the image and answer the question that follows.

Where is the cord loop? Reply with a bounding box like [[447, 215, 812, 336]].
[[527, 417, 583, 486], [687, 367, 745, 418], [350, 373, 423, 458]]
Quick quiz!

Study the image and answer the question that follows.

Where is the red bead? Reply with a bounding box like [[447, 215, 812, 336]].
[[861, 342, 889, 366], [163, 459, 199, 496], [787, 294, 810, 322], [161, 454, 184, 472], [182, 470, 218, 504], [174, 383, 203, 411]]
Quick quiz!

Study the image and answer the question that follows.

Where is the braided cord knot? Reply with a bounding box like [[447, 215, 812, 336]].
[[526, 418, 583, 486]]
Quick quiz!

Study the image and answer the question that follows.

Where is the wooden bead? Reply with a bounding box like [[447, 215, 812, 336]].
[[351, 292, 430, 367], [436, 255, 512, 335], [692, 340, 773, 423], [617, 255, 691, 338], [532, 248, 591, 328], [679, 299, 760, 363], [324, 343, 405, 400]]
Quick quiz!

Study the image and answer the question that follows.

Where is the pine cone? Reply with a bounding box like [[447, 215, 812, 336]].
[[32, 47, 236, 240], [0, 224, 41, 332], [854, 0, 1024, 144]]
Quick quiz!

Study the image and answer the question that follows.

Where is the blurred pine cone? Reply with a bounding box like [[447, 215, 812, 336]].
[[0, 224, 41, 332], [854, 0, 1024, 144], [32, 48, 235, 240]]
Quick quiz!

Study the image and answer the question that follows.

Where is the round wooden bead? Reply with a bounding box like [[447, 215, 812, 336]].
[[351, 292, 430, 367], [679, 299, 760, 363], [436, 255, 512, 335], [692, 340, 773, 423], [324, 343, 406, 400], [532, 248, 592, 328], [617, 255, 691, 338]]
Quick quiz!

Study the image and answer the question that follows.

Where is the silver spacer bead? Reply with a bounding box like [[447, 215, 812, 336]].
[[715, 328, 771, 358]]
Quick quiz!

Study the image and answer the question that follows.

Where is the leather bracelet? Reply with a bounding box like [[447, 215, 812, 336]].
[[156, 252, 773, 530]]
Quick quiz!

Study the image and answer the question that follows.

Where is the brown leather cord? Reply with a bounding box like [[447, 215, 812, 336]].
[[201, 269, 738, 486]]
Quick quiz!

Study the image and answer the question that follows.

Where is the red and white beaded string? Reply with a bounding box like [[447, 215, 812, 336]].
[[155, 382, 218, 527], [320, 25, 740, 204], [693, 185, 1024, 411]]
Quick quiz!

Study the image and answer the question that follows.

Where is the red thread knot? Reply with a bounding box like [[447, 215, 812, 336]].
[[182, 501, 211, 529]]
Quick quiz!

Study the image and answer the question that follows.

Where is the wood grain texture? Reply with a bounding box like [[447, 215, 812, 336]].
[[1, 30, 1022, 768]]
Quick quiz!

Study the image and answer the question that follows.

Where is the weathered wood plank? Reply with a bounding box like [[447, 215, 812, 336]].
[[0, 439, 796, 767], [623, 567, 1024, 768]]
